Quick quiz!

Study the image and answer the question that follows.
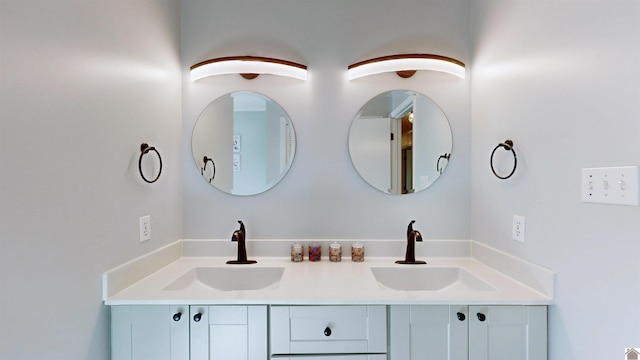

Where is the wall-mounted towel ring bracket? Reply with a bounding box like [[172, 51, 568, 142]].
[[201, 156, 216, 183], [139, 143, 162, 183], [490, 139, 517, 180]]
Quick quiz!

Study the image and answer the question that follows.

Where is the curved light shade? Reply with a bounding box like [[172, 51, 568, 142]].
[[347, 54, 465, 80], [191, 56, 307, 81]]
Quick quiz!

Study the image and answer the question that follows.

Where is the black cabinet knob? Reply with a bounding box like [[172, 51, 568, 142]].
[[172, 312, 182, 322], [477, 312, 486, 322], [324, 327, 332, 336], [193, 313, 202, 322], [456, 312, 466, 321]]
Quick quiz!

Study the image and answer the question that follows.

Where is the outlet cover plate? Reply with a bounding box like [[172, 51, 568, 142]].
[[139, 215, 151, 242], [512, 215, 525, 243]]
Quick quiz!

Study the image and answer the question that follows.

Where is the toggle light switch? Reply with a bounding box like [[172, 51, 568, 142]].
[[581, 166, 639, 206]]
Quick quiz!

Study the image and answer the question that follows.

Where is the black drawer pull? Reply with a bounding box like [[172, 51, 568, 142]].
[[172, 312, 182, 322], [193, 313, 202, 322], [324, 327, 332, 336], [477, 312, 486, 322], [456, 312, 466, 321]]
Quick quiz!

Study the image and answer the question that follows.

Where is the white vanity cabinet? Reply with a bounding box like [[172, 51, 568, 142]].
[[190, 305, 267, 360], [112, 304, 545, 360], [468, 305, 547, 360], [111, 305, 190, 360], [270, 305, 387, 357], [389, 305, 547, 360], [389, 305, 468, 360], [111, 305, 267, 360]]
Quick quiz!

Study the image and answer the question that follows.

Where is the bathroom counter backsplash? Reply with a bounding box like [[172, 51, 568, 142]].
[[102, 239, 554, 306]]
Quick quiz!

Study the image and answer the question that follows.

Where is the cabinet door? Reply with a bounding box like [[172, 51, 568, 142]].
[[190, 305, 267, 360], [111, 305, 189, 360], [469, 306, 547, 360], [389, 305, 468, 360]]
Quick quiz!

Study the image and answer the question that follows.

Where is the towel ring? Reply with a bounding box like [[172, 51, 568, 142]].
[[138, 143, 162, 183], [201, 156, 216, 183], [490, 139, 517, 179], [437, 153, 451, 174]]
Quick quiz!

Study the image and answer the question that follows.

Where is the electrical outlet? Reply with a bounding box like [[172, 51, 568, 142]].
[[139, 215, 151, 242], [512, 215, 525, 243]]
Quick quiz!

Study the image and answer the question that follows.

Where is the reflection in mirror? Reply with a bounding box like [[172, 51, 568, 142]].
[[348, 90, 452, 195], [192, 91, 296, 195]]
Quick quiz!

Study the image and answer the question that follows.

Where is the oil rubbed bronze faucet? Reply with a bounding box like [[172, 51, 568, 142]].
[[227, 220, 257, 264], [395, 220, 426, 264]]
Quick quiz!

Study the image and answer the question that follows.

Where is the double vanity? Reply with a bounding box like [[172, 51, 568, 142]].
[[104, 238, 554, 360], [116, 49, 551, 359]]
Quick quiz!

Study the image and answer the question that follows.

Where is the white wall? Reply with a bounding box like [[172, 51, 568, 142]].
[[0, 1, 182, 359], [471, 1, 640, 358], [181, 0, 472, 240]]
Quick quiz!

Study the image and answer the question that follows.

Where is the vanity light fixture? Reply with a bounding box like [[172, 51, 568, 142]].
[[190, 56, 307, 81], [347, 54, 465, 80]]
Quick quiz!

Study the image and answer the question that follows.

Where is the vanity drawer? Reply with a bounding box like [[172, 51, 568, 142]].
[[273, 356, 386, 360], [270, 305, 387, 355]]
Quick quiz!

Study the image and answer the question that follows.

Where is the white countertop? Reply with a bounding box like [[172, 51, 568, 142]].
[[103, 240, 554, 305]]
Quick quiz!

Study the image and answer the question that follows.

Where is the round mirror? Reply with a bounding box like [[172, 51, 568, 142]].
[[192, 91, 296, 195], [348, 90, 452, 195]]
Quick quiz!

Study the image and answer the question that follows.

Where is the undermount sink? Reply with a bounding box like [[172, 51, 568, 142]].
[[370, 266, 495, 292], [164, 266, 285, 291]]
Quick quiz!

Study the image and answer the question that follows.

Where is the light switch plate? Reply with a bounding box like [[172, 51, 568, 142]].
[[581, 166, 639, 206]]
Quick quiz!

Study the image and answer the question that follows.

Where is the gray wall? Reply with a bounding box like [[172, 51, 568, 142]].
[[471, 1, 640, 358], [181, 0, 472, 240], [0, 1, 182, 359]]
